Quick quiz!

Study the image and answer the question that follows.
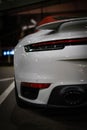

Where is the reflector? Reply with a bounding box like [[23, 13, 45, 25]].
[[21, 82, 51, 89]]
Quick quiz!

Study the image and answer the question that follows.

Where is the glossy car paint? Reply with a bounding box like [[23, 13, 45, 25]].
[[14, 17, 87, 107]]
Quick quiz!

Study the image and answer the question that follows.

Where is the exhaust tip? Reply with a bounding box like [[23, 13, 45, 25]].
[[62, 86, 85, 106]]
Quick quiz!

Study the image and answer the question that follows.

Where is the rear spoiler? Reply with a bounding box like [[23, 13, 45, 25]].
[[36, 17, 87, 30]]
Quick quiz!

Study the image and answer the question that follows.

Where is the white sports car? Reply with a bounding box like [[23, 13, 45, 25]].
[[14, 16, 87, 108]]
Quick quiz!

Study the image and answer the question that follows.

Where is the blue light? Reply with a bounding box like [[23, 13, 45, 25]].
[[7, 51, 10, 55], [10, 50, 14, 55], [3, 51, 7, 56], [3, 50, 14, 56]]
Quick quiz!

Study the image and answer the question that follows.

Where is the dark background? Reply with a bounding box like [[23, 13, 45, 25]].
[[0, 0, 87, 65]]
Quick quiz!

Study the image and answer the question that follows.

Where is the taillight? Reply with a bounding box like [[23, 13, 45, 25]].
[[24, 37, 87, 52], [21, 82, 51, 89]]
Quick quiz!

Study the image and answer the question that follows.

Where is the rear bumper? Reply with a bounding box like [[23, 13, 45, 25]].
[[17, 95, 87, 110], [19, 83, 87, 109]]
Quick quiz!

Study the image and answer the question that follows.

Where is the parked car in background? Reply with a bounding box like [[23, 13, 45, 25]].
[[14, 16, 87, 108]]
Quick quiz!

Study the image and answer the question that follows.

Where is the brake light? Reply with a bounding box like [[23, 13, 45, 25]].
[[24, 37, 87, 52], [33, 37, 87, 46], [21, 82, 51, 89]]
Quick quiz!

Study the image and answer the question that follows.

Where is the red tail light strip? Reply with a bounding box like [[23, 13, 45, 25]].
[[32, 37, 87, 47], [24, 37, 87, 52], [21, 82, 51, 89]]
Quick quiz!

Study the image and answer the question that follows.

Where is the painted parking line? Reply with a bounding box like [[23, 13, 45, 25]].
[[0, 82, 14, 105], [0, 77, 14, 82]]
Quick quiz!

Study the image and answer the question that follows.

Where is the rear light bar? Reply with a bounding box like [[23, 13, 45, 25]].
[[24, 37, 87, 52], [21, 82, 51, 89]]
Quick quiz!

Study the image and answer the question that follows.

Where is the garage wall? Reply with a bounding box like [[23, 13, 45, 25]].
[[16, 1, 87, 17]]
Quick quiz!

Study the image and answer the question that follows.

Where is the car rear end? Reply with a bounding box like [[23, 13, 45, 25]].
[[14, 17, 87, 108]]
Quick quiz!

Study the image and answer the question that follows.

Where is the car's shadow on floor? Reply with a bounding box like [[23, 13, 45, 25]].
[[11, 104, 87, 130], [32, 106, 87, 120]]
